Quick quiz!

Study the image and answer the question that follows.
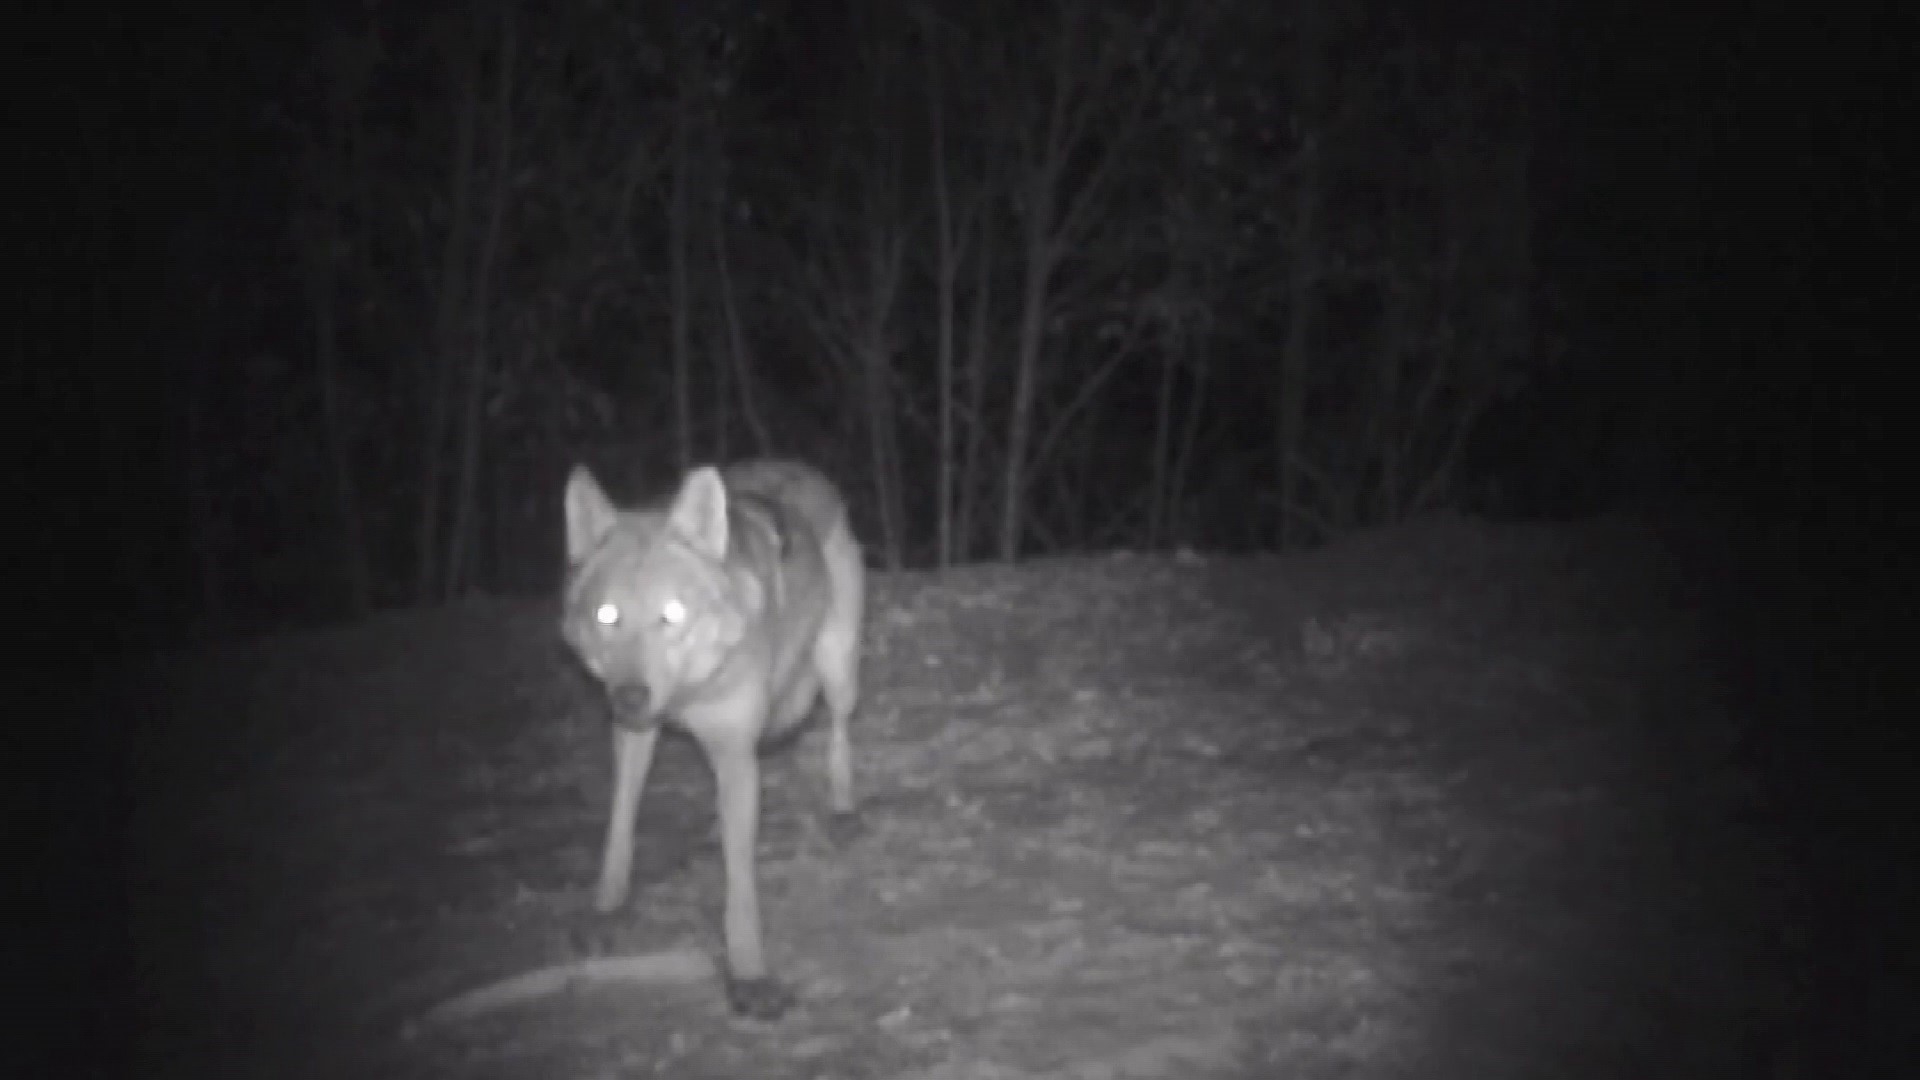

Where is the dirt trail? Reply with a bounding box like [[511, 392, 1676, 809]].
[[125, 513, 1802, 1078]]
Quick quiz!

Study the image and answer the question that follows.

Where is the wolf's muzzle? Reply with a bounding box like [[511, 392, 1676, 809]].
[[608, 683, 655, 725]]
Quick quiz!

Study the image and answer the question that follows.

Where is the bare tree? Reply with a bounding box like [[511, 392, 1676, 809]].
[[297, 215, 374, 615], [413, 15, 484, 602], [1275, 0, 1328, 548], [992, 0, 1185, 561], [1145, 278, 1217, 550], [1347, 38, 1539, 526], [442, 2, 518, 599], [783, 3, 918, 568], [192, 0, 1555, 631], [292, 26, 378, 615], [666, 20, 698, 470], [710, 182, 773, 457], [922, 12, 965, 567]]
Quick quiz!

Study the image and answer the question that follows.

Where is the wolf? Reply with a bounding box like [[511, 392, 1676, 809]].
[[559, 459, 865, 1020]]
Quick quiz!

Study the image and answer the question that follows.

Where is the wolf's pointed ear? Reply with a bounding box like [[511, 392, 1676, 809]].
[[667, 465, 730, 559], [564, 465, 618, 564]]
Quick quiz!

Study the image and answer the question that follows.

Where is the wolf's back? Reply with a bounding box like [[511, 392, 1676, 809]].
[[721, 459, 850, 542]]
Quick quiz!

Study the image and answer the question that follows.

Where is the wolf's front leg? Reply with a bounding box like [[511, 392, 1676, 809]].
[[595, 724, 660, 912], [706, 732, 795, 1020]]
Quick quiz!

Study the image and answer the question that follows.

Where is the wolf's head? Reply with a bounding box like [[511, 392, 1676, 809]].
[[560, 465, 750, 726]]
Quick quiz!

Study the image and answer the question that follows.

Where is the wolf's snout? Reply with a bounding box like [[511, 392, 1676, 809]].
[[609, 682, 652, 720]]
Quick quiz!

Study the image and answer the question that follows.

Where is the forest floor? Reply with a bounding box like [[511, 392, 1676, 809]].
[[124, 511, 1808, 1079]]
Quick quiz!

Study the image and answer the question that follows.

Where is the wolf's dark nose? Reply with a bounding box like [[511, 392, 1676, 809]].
[[609, 683, 652, 719]]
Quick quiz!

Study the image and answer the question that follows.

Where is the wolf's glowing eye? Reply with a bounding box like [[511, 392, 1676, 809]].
[[660, 598, 687, 626], [594, 602, 621, 627]]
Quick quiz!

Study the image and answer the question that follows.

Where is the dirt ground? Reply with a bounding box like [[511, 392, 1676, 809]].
[[118, 512, 1809, 1079]]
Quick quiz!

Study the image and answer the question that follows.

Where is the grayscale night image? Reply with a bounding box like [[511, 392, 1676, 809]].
[[15, 0, 1901, 1075]]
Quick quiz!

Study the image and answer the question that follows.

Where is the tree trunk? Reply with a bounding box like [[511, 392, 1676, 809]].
[[863, 340, 902, 569], [1168, 346, 1210, 547], [668, 47, 695, 470], [1275, 0, 1324, 548], [926, 39, 958, 568], [999, 202, 1054, 562], [956, 224, 992, 565], [445, 4, 515, 601], [417, 37, 480, 601], [712, 192, 771, 456], [1148, 336, 1178, 548], [1373, 253, 1407, 525], [857, 224, 907, 569], [307, 227, 372, 617]]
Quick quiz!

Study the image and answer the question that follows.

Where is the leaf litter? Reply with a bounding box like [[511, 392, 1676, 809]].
[[129, 514, 1801, 1079]]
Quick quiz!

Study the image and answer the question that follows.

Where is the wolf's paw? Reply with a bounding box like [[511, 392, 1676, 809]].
[[567, 922, 619, 957], [725, 973, 796, 1021], [823, 809, 866, 847]]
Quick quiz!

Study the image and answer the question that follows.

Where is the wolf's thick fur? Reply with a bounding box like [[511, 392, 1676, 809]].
[[560, 459, 865, 1019]]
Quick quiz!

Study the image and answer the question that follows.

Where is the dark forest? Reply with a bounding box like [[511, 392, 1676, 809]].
[[14, 0, 1904, 1076]]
